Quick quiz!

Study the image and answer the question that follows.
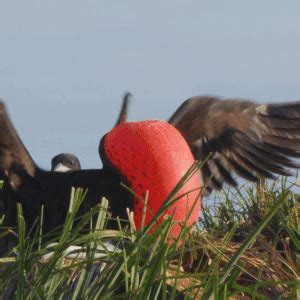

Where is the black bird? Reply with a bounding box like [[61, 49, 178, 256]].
[[51, 153, 81, 172], [1, 94, 300, 254]]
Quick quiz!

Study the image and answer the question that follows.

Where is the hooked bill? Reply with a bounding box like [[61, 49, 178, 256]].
[[52, 163, 72, 172]]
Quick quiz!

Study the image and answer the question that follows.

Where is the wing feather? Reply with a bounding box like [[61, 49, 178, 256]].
[[0, 101, 37, 188], [169, 96, 300, 194]]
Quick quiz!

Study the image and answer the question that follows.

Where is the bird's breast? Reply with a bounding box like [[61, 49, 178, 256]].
[[104, 120, 202, 238]]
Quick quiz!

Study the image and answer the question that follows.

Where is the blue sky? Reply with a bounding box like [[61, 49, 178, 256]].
[[1, 1, 300, 169]]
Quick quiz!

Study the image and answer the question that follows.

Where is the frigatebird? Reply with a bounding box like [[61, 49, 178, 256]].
[[1, 94, 300, 254]]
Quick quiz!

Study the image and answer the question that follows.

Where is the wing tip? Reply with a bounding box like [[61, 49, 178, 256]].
[[115, 92, 132, 127], [0, 100, 7, 115]]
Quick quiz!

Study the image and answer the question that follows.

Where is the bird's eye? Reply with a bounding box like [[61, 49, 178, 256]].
[[71, 160, 74, 165]]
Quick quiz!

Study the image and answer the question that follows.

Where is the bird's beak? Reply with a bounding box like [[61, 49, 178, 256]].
[[53, 163, 71, 173]]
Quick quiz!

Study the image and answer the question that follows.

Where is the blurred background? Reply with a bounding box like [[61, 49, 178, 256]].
[[1, 0, 300, 169]]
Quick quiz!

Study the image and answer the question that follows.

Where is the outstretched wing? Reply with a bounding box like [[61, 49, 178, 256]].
[[169, 96, 300, 194], [0, 101, 36, 189]]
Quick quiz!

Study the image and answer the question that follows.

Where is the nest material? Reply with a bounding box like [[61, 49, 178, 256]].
[[180, 232, 299, 299]]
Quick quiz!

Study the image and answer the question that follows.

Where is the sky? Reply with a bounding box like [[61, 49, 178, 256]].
[[1, 1, 300, 169]]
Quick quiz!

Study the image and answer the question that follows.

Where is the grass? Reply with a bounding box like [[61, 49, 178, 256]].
[[0, 173, 299, 299]]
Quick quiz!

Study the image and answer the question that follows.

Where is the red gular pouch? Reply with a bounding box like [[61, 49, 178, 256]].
[[104, 120, 202, 239]]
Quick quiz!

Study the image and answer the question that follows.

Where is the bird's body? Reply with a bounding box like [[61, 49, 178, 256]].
[[1, 94, 300, 255], [21, 168, 132, 232]]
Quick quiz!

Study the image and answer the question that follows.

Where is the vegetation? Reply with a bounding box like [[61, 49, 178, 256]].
[[0, 173, 299, 299]]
